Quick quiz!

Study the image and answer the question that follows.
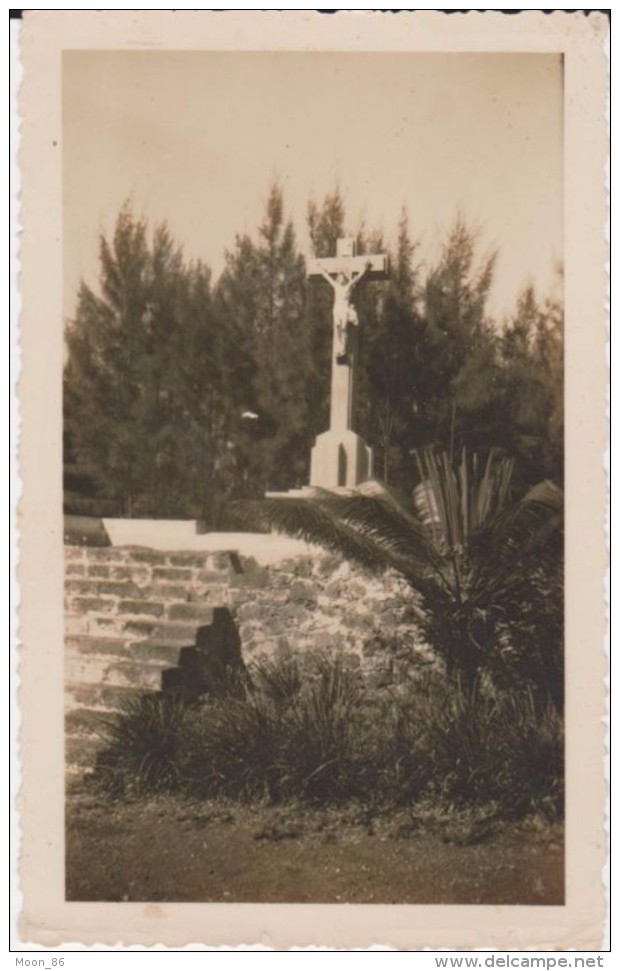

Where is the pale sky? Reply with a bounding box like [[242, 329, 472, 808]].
[[63, 51, 563, 322]]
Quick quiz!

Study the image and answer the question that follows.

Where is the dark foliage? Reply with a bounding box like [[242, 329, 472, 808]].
[[93, 653, 563, 819]]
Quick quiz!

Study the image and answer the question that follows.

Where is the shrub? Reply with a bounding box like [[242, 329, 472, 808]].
[[491, 692, 564, 818], [387, 676, 564, 817], [181, 689, 288, 801], [493, 560, 564, 711], [178, 651, 365, 804], [284, 652, 364, 802], [92, 651, 563, 817]]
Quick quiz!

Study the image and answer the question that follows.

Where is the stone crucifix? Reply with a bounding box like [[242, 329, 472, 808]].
[[314, 261, 368, 365], [307, 238, 389, 489]]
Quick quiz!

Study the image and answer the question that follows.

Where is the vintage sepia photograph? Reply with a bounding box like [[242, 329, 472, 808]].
[[62, 47, 566, 906], [16, 9, 607, 950]]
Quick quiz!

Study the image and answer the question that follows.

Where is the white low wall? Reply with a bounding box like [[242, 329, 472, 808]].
[[102, 519, 317, 565]]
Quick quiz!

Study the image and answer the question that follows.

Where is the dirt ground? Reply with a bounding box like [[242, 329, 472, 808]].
[[66, 788, 564, 905]]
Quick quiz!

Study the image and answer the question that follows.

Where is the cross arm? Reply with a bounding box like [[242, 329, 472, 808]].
[[313, 263, 337, 288], [307, 253, 389, 281]]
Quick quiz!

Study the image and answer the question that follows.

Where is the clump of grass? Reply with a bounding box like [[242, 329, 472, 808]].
[[92, 650, 563, 819], [390, 679, 564, 818], [180, 690, 288, 802], [179, 651, 366, 804], [491, 692, 564, 818], [250, 651, 302, 706], [283, 652, 365, 803], [93, 693, 189, 797]]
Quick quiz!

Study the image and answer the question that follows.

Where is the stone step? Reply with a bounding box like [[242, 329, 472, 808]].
[[116, 549, 231, 570], [65, 603, 217, 637], [163, 602, 216, 623], [135, 619, 214, 647], [66, 634, 182, 667], [67, 596, 167, 619], [65, 612, 164, 639], [64, 546, 119, 564], [65, 576, 229, 600], [65, 612, 124, 637], [65, 706, 116, 738], [65, 655, 167, 690], [64, 578, 197, 601], [117, 616, 167, 638], [65, 681, 154, 713], [65, 545, 235, 569], [65, 614, 97, 637]]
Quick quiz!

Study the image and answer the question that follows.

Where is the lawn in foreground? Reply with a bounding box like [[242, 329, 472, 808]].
[[66, 789, 564, 905]]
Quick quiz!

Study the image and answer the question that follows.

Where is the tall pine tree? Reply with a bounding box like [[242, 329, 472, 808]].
[[214, 183, 310, 494], [421, 217, 499, 459], [360, 208, 423, 488], [64, 204, 233, 521], [497, 281, 564, 485]]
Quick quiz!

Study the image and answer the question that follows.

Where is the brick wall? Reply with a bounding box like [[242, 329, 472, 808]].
[[65, 545, 433, 774]]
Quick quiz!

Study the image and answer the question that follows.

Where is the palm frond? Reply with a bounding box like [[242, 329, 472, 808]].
[[470, 479, 563, 603], [413, 446, 515, 548], [228, 494, 445, 596], [308, 492, 444, 571], [228, 497, 402, 576]]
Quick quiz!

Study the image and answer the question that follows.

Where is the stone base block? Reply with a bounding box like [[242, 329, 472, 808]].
[[309, 429, 373, 489]]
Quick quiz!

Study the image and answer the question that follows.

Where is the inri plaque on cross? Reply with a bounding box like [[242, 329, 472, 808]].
[[307, 238, 389, 489]]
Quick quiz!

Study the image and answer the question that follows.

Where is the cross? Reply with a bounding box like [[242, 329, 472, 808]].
[[307, 238, 389, 489], [308, 238, 389, 432]]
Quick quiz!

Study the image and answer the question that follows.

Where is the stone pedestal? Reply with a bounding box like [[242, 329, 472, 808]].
[[309, 428, 373, 489]]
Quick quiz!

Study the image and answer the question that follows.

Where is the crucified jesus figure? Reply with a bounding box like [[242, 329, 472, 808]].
[[317, 261, 372, 364]]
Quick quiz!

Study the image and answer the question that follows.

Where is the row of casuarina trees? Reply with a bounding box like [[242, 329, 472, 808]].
[[64, 184, 563, 525]]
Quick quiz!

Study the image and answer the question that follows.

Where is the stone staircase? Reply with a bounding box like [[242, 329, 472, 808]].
[[64, 541, 428, 776], [64, 546, 243, 774]]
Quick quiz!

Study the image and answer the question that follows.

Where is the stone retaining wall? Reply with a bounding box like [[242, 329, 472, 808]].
[[234, 553, 433, 683], [65, 545, 432, 774]]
